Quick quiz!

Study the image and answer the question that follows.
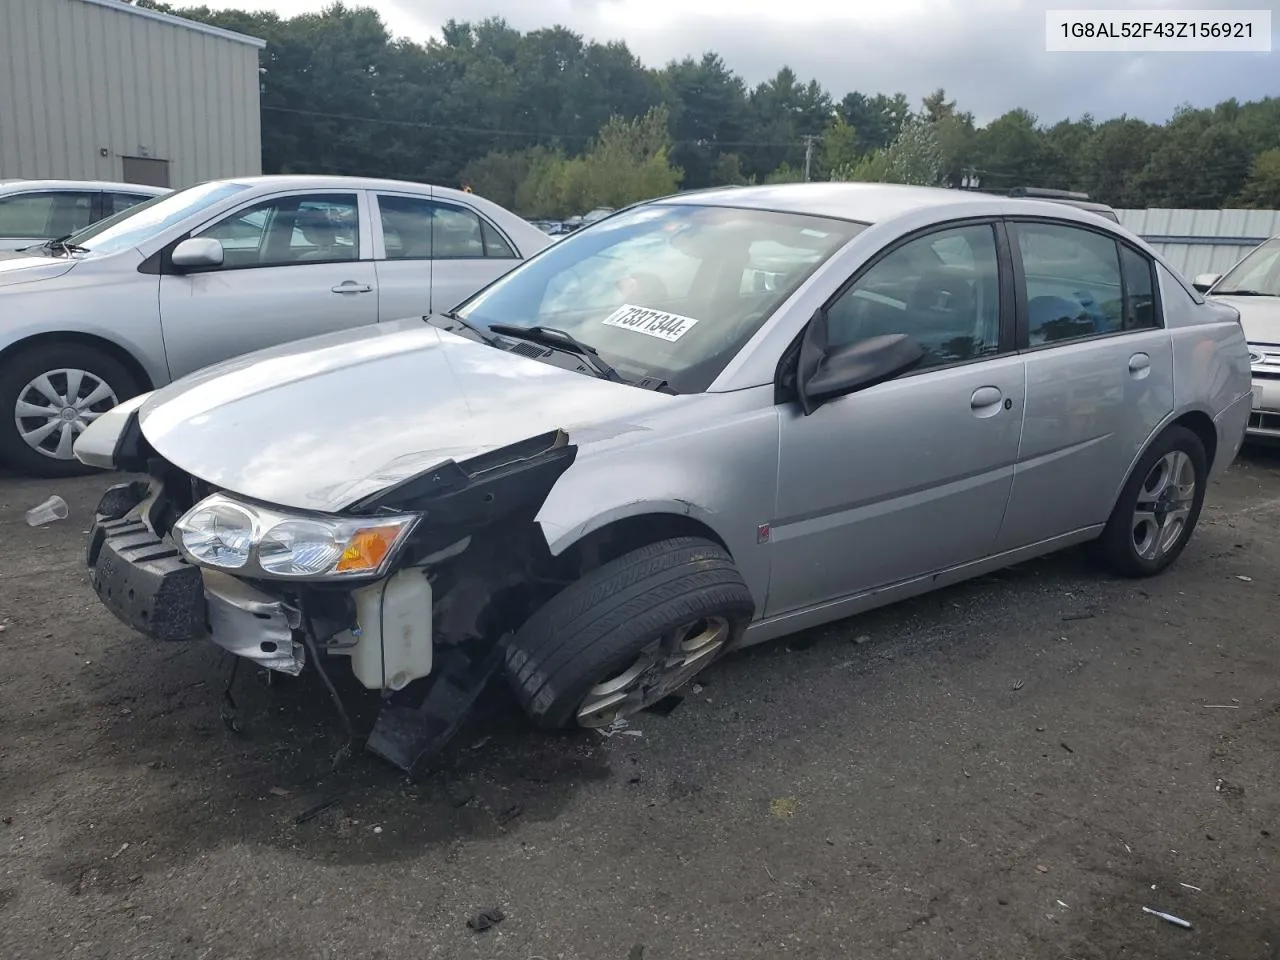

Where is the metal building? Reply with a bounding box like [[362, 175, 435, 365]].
[[0, 0, 264, 188], [1117, 208, 1280, 278]]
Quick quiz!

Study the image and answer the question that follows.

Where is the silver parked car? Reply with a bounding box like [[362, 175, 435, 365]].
[[0, 179, 169, 251], [0, 175, 550, 476], [1193, 235, 1280, 441], [76, 183, 1252, 772]]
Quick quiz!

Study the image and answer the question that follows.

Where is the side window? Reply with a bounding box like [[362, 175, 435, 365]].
[[480, 219, 517, 258], [105, 192, 153, 216], [1120, 245, 1159, 330], [431, 203, 486, 259], [1016, 222, 1124, 346], [197, 193, 359, 268], [378, 194, 432, 260], [825, 223, 1002, 370], [0, 191, 95, 238]]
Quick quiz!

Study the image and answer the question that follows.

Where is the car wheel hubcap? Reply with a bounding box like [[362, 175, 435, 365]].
[[576, 616, 730, 728], [1131, 450, 1196, 561], [15, 369, 118, 460]]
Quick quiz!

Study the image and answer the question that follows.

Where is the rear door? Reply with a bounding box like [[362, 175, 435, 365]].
[[994, 218, 1172, 551], [158, 190, 379, 379], [371, 192, 525, 319]]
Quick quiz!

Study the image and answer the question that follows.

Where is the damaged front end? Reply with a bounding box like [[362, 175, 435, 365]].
[[85, 413, 577, 775]]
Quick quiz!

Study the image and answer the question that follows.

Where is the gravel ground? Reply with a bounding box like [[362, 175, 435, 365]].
[[1, 449, 1279, 960]]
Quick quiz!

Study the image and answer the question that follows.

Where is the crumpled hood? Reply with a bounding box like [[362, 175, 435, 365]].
[[1215, 294, 1280, 344], [137, 317, 678, 512], [0, 250, 78, 287]]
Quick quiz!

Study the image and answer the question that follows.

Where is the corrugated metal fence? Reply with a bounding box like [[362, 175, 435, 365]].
[[1117, 208, 1280, 279]]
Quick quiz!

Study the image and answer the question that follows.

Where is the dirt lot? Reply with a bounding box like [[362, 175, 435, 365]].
[[1, 450, 1279, 960]]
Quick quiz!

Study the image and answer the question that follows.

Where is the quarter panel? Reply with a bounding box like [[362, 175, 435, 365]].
[[536, 387, 781, 614]]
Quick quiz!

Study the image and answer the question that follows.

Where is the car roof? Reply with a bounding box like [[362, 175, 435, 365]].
[[649, 181, 1119, 227], [0, 179, 170, 194], [207, 174, 463, 195]]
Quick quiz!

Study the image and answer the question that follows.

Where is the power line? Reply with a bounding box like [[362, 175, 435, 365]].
[[260, 104, 804, 149]]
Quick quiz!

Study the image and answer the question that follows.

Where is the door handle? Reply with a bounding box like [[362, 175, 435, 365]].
[[331, 281, 372, 294], [970, 385, 1004, 419], [1128, 352, 1151, 378]]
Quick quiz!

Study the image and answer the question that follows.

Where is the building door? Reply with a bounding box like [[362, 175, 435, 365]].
[[122, 156, 171, 188]]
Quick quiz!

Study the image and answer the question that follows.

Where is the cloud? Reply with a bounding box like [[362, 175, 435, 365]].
[[203, 0, 1275, 124]]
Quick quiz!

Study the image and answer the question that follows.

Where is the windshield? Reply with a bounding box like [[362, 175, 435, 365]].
[[454, 203, 865, 392], [66, 181, 253, 256], [1214, 237, 1280, 296]]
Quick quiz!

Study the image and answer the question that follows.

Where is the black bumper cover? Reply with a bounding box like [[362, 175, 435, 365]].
[[86, 483, 206, 642]]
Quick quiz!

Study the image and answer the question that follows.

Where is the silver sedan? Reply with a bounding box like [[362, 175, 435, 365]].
[[76, 182, 1253, 772], [0, 174, 550, 477]]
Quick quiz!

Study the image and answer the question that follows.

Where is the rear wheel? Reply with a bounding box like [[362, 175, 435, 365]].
[[0, 343, 139, 477], [1096, 425, 1207, 578], [504, 536, 754, 730]]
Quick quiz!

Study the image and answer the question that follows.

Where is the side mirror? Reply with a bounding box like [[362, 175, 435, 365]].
[[1192, 272, 1220, 293], [799, 333, 926, 413], [171, 237, 224, 269]]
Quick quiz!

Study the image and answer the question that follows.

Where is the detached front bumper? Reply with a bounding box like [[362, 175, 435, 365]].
[[86, 482, 307, 675]]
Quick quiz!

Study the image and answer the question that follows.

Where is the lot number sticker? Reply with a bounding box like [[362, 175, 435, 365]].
[[602, 304, 700, 342]]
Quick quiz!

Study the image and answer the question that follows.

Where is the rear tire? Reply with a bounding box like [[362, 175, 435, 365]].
[[504, 536, 755, 730], [0, 343, 139, 478], [1096, 425, 1207, 578]]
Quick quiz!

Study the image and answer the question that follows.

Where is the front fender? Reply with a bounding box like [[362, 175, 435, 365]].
[[535, 392, 780, 614]]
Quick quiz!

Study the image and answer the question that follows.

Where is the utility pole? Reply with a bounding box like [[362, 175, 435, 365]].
[[802, 134, 820, 181]]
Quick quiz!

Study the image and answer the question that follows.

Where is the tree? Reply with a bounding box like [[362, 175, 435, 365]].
[[1234, 148, 1280, 208], [818, 116, 859, 178], [884, 117, 944, 186]]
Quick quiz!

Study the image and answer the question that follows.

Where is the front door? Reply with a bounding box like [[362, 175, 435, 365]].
[[159, 191, 379, 379], [767, 221, 1026, 616], [994, 218, 1174, 550]]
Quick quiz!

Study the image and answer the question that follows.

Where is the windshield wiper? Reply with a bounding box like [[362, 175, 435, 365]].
[[487, 323, 624, 382], [430, 309, 501, 347], [40, 234, 90, 256], [1213, 289, 1270, 297]]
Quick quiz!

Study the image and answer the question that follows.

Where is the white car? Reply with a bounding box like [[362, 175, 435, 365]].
[[0, 175, 552, 476], [1194, 236, 1280, 441], [0, 179, 170, 251]]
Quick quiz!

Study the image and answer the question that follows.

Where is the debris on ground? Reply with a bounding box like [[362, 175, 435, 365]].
[[1180, 883, 1201, 892], [1236, 575, 1253, 582], [293, 797, 341, 825], [1012, 679, 1025, 690], [108, 843, 129, 860], [25, 496, 69, 527], [268, 786, 291, 797], [596, 717, 643, 738], [1143, 906, 1192, 929], [497, 803, 524, 826], [1202, 703, 1240, 709], [467, 907, 505, 931], [1035, 864, 1049, 874]]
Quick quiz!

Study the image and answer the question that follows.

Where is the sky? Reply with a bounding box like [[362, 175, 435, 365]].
[[197, 0, 1276, 125]]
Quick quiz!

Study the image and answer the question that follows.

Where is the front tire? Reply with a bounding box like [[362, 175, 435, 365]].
[[1096, 425, 1207, 578], [504, 536, 755, 730], [0, 343, 139, 478]]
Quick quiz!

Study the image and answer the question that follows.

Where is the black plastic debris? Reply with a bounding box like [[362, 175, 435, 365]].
[[294, 797, 341, 825], [467, 907, 505, 931]]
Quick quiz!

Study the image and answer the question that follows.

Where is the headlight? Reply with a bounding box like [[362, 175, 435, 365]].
[[173, 493, 419, 580]]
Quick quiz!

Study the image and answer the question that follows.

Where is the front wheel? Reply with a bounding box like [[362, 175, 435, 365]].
[[1095, 425, 1208, 578], [504, 536, 755, 730], [0, 344, 139, 478]]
